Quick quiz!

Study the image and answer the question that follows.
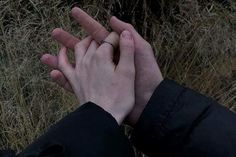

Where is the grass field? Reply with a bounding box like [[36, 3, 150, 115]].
[[0, 0, 235, 156]]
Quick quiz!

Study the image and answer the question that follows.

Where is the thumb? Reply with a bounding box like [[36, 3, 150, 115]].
[[109, 16, 144, 44], [117, 30, 135, 74]]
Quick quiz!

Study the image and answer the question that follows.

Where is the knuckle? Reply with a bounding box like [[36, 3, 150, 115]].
[[126, 24, 134, 30], [57, 61, 64, 70], [82, 59, 90, 68], [144, 42, 152, 49]]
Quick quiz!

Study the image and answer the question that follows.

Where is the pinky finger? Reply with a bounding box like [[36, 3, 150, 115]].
[[50, 70, 74, 93]]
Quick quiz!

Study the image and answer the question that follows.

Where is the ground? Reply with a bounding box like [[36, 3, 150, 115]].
[[0, 0, 235, 156]]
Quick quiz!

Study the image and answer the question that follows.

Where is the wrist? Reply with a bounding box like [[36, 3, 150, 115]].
[[108, 104, 134, 125], [127, 105, 146, 126], [89, 100, 133, 125], [128, 79, 164, 126], [104, 107, 133, 125], [110, 112, 125, 125]]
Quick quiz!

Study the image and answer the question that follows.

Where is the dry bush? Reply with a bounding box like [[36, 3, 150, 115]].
[[0, 0, 235, 156]]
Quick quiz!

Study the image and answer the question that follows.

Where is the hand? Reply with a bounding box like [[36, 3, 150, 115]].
[[109, 17, 164, 125], [41, 7, 163, 125], [56, 31, 135, 124]]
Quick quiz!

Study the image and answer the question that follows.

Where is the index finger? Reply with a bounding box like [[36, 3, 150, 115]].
[[71, 7, 110, 43]]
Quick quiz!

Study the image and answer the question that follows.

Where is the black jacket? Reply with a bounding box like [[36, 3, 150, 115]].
[[1, 79, 236, 157]]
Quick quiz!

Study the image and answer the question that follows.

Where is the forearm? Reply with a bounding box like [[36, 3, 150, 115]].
[[131, 79, 236, 157], [17, 102, 134, 157]]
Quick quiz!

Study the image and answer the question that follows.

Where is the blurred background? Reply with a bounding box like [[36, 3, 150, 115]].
[[0, 0, 235, 156]]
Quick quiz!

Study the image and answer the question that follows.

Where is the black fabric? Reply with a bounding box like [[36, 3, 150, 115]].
[[0, 150, 16, 157], [131, 79, 236, 157], [2, 79, 236, 157], [16, 102, 134, 157]]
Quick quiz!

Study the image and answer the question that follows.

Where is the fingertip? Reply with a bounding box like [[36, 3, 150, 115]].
[[109, 16, 118, 27], [41, 54, 52, 63], [120, 30, 134, 50], [40, 54, 49, 62], [51, 28, 62, 38], [71, 7, 82, 19], [50, 70, 62, 80], [60, 46, 67, 53], [109, 16, 116, 23], [62, 46, 67, 50], [71, 7, 79, 15], [110, 16, 129, 35], [50, 70, 74, 93], [121, 30, 133, 40], [119, 30, 134, 63], [40, 54, 58, 69]]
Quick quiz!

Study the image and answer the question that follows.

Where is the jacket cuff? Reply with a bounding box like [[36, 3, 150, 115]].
[[18, 102, 134, 157], [131, 79, 211, 155], [131, 79, 185, 143]]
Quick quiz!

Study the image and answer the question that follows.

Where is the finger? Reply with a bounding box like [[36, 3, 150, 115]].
[[84, 40, 99, 63], [117, 30, 135, 73], [109, 16, 144, 43], [50, 70, 74, 93], [52, 28, 80, 50], [97, 32, 119, 62], [74, 36, 93, 65], [41, 54, 76, 69], [58, 47, 74, 78], [71, 7, 110, 43], [41, 54, 58, 69]]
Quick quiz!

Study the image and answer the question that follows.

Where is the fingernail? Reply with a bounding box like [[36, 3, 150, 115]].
[[122, 30, 132, 40]]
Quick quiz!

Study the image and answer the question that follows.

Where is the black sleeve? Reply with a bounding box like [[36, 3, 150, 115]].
[[16, 102, 134, 157], [131, 79, 236, 157], [0, 150, 16, 157]]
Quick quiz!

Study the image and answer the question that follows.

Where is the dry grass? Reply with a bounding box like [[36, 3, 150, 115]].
[[0, 0, 235, 156]]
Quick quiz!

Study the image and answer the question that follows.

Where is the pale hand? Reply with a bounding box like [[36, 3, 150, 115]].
[[56, 31, 135, 124]]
